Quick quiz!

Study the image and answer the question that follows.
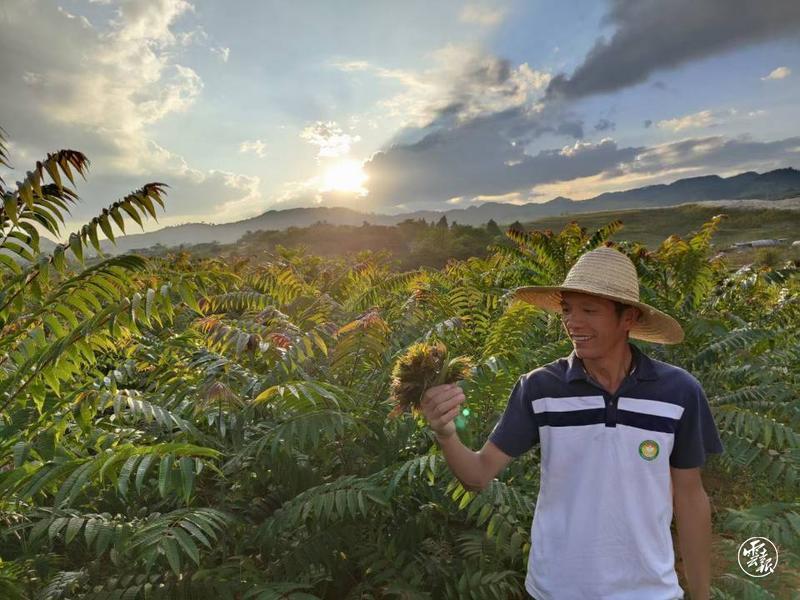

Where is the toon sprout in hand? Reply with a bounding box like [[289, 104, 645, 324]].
[[388, 340, 473, 418]]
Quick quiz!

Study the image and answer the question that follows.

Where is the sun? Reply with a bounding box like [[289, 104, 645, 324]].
[[320, 159, 368, 194]]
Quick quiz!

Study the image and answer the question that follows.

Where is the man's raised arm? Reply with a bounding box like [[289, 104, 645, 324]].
[[421, 383, 513, 491]]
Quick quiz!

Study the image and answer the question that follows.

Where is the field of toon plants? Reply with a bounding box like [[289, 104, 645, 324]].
[[0, 135, 799, 600]]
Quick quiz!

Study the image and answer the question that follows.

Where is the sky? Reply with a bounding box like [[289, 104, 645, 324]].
[[1, 0, 799, 237]]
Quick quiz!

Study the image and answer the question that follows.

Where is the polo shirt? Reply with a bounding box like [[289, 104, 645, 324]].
[[488, 343, 724, 600]]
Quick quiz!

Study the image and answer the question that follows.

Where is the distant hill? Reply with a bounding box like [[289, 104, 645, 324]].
[[53, 167, 800, 255], [170, 203, 800, 273], [523, 203, 800, 250]]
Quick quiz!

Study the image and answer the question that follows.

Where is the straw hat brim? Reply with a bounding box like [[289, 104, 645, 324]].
[[512, 284, 685, 344]]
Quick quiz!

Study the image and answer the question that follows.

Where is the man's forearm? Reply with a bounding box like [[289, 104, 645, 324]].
[[435, 432, 486, 491], [674, 488, 713, 600]]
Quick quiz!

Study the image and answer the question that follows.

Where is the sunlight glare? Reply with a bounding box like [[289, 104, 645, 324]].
[[320, 159, 368, 194]]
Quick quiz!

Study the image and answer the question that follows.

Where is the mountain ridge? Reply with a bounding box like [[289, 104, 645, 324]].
[[63, 166, 799, 254]]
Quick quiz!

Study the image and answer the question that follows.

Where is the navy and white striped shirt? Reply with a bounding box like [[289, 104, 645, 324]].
[[489, 343, 724, 600]]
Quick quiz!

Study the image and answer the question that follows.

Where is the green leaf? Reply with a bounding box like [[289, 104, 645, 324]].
[[335, 489, 346, 518], [161, 536, 181, 575], [179, 457, 195, 503], [178, 281, 202, 313], [178, 520, 212, 549], [95, 524, 114, 556], [145, 287, 156, 324], [120, 201, 144, 229], [68, 232, 83, 263], [21, 222, 42, 252], [99, 213, 115, 242], [19, 180, 34, 209], [135, 454, 156, 494], [59, 156, 76, 186], [159, 454, 174, 498], [43, 314, 66, 337], [118, 455, 140, 498], [172, 526, 200, 565], [12, 442, 30, 468], [53, 244, 66, 271], [84, 518, 102, 547], [0, 253, 22, 274], [44, 157, 63, 189], [139, 193, 157, 219], [3, 193, 18, 225], [88, 222, 101, 253], [110, 206, 126, 233], [65, 517, 84, 544], [48, 517, 69, 541]]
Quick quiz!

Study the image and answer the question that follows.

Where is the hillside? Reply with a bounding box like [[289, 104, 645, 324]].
[[143, 203, 800, 273], [523, 203, 800, 249], [57, 167, 800, 255]]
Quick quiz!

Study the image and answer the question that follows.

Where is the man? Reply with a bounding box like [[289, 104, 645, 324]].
[[421, 247, 724, 600]]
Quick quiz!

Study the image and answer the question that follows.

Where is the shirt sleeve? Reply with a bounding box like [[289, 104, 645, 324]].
[[670, 379, 724, 469], [488, 375, 540, 458]]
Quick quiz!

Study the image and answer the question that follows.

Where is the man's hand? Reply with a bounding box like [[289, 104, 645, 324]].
[[420, 383, 465, 439]]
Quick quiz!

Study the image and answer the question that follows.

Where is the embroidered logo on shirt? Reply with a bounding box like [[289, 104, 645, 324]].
[[638, 439, 659, 461]]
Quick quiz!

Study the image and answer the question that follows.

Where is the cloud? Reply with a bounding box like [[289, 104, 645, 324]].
[[203, 171, 263, 220], [328, 47, 602, 210], [656, 109, 717, 132], [333, 46, 550, 128], [265, 129, 800, 214], [546, 0, 800, 100], [0, 0, 263, 230], [66, 166, 264, 233], [22, 72, 43, 86], [239, 139, 267, 157], [359, 106, 800, 209], [300, 121, 361, 158], [541, 134, 800, 201], [8, 2, 202, 135], [211, 46, 230, 62], [333, 43, 621, 211], [630, 134, 800, 174], [656, 107, 763, 132], [459, 5, 506, 26], [56, 5, 93, 28], [176, 26, 208, 46], [594, 118, 616, 132], [762, 66, 791, 80], [112, 0, 194, 44], [361, 108, 640, 209]]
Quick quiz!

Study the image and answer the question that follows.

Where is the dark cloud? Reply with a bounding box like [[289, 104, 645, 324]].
[[362, 111, 640, 208], [594, 118, 616, 132], [632, 135, 800, 174], [546, 0, 800, 100], [556, 119, 585, 139], [358, 7, 800, 212], [360, 127, 800, 210], [466, 56, 512, 87]]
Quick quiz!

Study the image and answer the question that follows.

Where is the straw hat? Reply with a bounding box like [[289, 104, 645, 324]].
[[511, 247, 684, 344]]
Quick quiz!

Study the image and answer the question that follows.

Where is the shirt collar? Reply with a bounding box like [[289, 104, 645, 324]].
[[565, 342, 659, 383]]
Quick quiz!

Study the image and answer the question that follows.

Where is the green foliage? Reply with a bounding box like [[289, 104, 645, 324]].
[[0, 130, 798, 597]]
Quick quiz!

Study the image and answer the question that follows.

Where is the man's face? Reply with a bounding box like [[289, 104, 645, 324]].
[[559, 291, 638, 360]]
